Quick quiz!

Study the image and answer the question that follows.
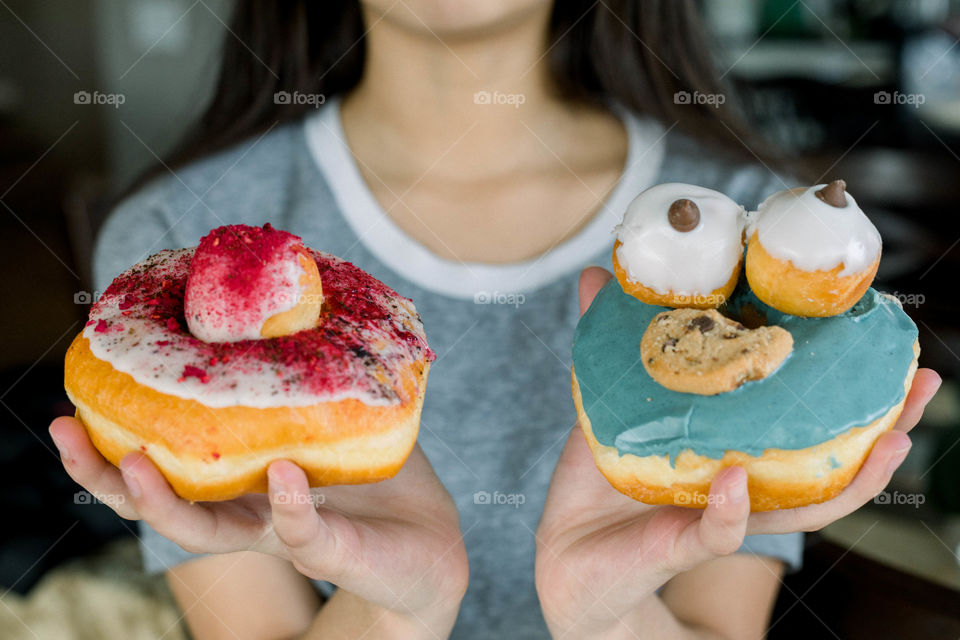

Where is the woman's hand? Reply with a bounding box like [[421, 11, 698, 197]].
[[49, 417, 468, 637], [534, 267, 941, 639]]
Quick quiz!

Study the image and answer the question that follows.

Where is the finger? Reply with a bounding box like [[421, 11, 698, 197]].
[[748, 430, 911, 535], [671, 467, 750, 570], [268, 460, 352, 582], [893, 368, 941, 433], [578, 267, 613, 316], [119, 452, 253, 554], [49, 417, 140, 519]]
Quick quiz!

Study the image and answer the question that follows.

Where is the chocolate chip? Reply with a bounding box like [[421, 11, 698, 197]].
[[815, 179, 847, 207], [662, 337, 677, 352], [722, 333, 738, 339], [668, 199, 700, 232], [688, 315, 715, 333]]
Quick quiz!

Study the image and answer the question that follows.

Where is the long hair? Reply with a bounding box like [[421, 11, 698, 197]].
[[134, 0, 775, 190]]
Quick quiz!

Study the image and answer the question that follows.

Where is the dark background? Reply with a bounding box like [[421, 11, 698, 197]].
[[1, 1, 958, 637]]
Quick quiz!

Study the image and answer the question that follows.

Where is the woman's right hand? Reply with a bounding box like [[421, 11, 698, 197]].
[[49, 416, 468, 637]]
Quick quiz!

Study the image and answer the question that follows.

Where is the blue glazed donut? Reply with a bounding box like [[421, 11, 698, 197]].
[[571, 278, 919, 511]]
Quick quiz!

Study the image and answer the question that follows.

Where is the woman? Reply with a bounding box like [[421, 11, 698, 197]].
[[50, 1, 940, 638]]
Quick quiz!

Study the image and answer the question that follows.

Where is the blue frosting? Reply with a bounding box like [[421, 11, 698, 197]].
[[572, 279, 918, 461]]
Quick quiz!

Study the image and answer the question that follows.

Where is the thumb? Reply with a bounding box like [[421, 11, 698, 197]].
[[579, 267, 614, 316]]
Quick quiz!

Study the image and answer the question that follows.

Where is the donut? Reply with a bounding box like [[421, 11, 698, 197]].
[[745, 180, 881, 317], [574, 183, 918, 511], [64, 224, 434, 502], [613, 183, 746, 309]]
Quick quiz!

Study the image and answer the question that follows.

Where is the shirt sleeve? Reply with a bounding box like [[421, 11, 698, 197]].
[[137, 520, 337, 600], [738, 532, 804, 572]]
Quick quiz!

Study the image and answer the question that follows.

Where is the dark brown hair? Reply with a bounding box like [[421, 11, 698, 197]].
[[142, 0, 776, 188]]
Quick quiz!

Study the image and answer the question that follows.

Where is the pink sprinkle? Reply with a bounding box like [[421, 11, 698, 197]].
[[94, 319, 108, 333], [179, 365, 210, 384], [165, 317, 179, 332]]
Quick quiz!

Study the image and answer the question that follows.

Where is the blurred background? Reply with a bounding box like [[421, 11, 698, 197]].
[[1, 0, 959, 638]]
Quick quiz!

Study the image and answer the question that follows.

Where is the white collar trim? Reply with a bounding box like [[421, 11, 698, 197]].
[[303, 96, 666, 299]]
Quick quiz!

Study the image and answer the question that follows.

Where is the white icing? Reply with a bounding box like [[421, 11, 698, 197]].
[[753, 185, 881, 276], [615, 183, 746, 297], [84, 249, 429, 409]]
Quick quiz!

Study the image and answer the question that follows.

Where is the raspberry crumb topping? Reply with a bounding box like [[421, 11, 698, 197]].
[[83, 239, 434, 408]]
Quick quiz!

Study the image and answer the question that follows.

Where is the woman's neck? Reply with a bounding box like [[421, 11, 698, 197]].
[[336, 3, 629, 264], [341, 3, 612, 179]]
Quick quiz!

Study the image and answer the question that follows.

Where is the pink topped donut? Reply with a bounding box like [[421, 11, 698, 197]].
[[64, 224, 434, 500]]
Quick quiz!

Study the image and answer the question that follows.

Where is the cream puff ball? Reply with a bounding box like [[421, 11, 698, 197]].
[[745, 180, 881, 317], [613, 183, 747, 308]]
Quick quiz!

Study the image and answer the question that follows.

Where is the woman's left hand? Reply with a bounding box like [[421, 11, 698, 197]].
[[534, 267, 942, 638]]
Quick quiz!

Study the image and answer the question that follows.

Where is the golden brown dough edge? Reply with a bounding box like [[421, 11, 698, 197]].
[[64, 334, 428, 502], [571, 340, 919, 511]]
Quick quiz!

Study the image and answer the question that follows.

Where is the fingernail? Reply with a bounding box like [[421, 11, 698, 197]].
[[268, 468, 287, 493], [931, 372, 943, 394], [52, 437, 70, 461], [728, 471, 747, 504], [121, 467, 142, 498]]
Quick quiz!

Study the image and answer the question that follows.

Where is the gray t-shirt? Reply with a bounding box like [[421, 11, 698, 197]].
[[93, 98, 802, 639]]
